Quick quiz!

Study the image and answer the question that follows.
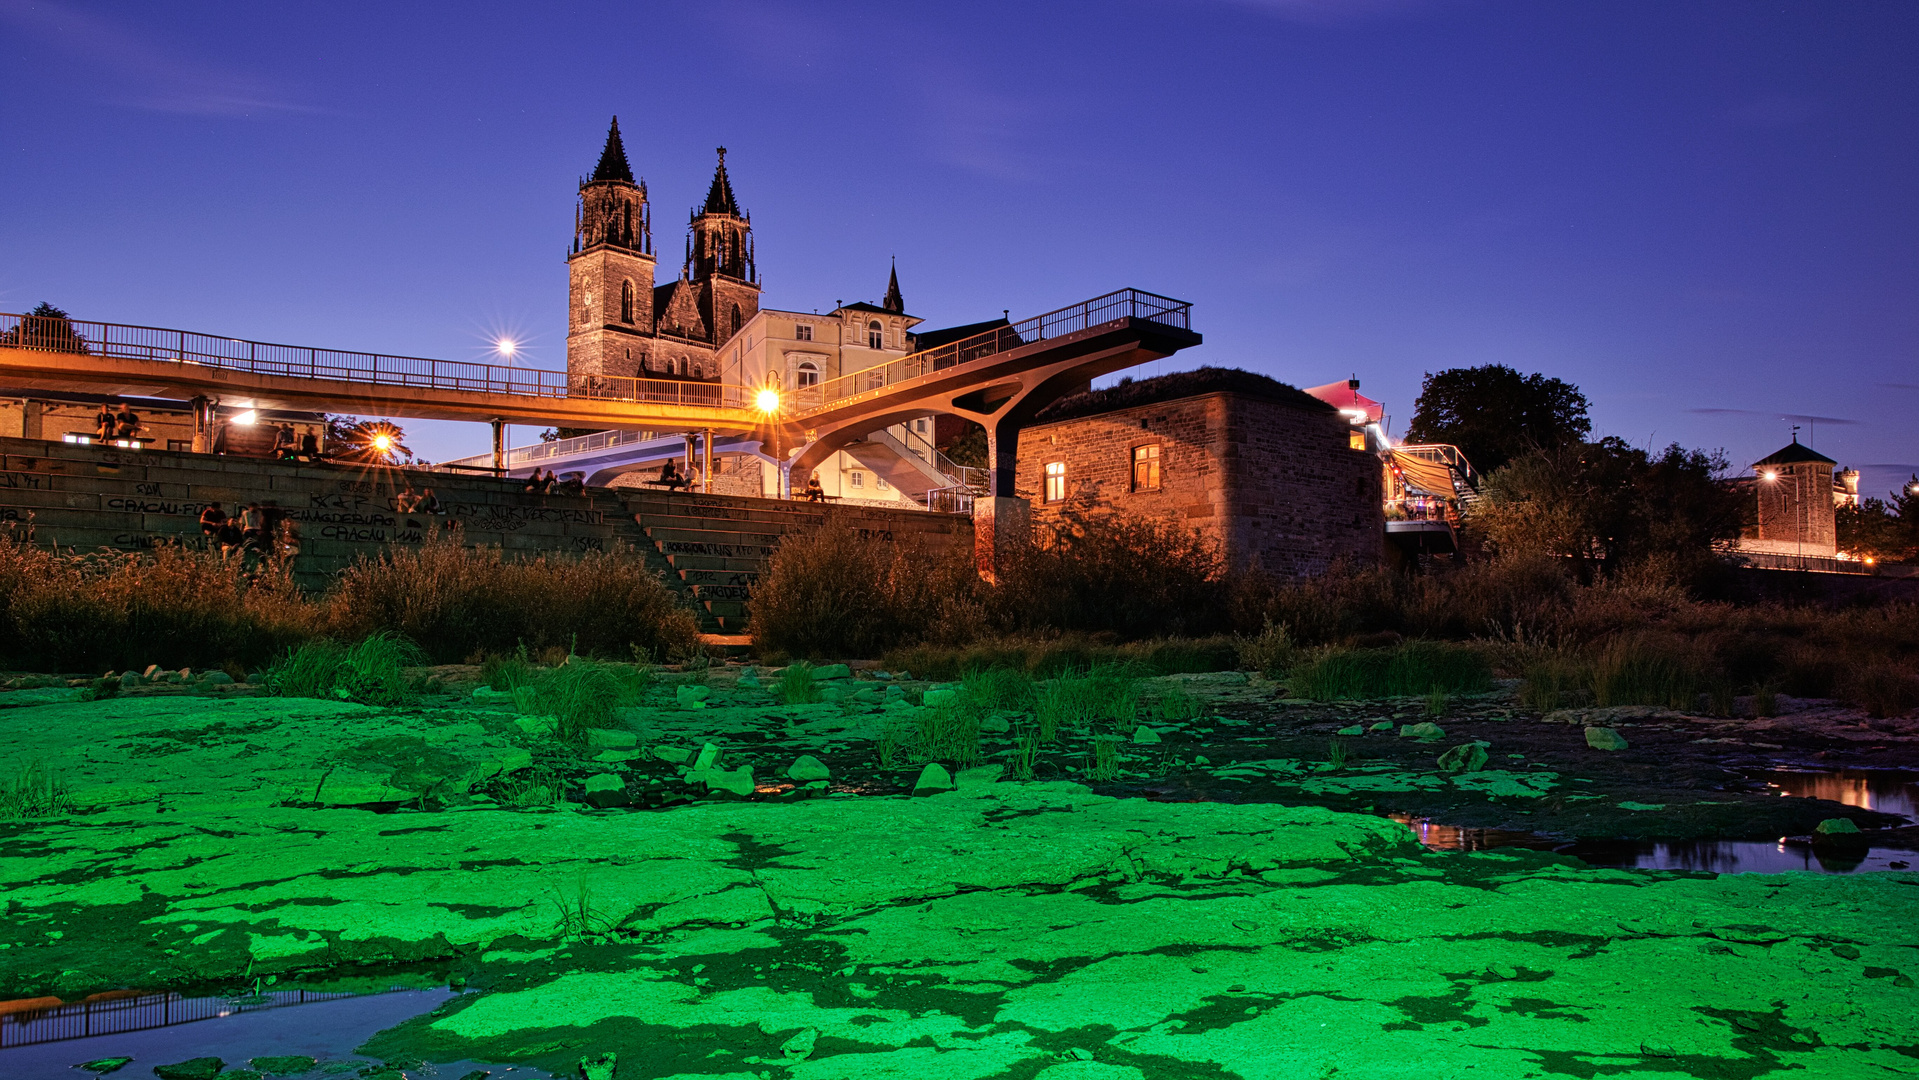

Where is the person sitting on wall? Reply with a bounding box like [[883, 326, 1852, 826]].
[[659, 459, 688, 492], [803, 476, 826, 502], [274, 424, 297, 460], [395, 485, 421, 513], [417, 487, 444, 515], [113, 404, 141, 441], [94, 404, 116, 442], [555, 472, 586, 496], [297, 430, 321, 461], [198, 502, 228, 539]]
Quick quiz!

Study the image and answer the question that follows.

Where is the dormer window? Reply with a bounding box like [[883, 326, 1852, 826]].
[[868, 321, 883, 349]]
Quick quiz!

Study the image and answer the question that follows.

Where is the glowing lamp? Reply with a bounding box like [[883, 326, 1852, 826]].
[[231, 409, 257, 426], [495, 338, 517, 358], [756, 389, 781, 413], [1761, 471, 1777, 481]]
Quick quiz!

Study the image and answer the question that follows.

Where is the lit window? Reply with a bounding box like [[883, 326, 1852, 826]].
[[868, 321, 883, 349], [1349, 430, 1366, 451], [1044, 461, 1066, 503], [1132, 444, 1160, 492], [850, 471, 865, 488], [795, 324, 813, 342], [796, 361, 820, 388]]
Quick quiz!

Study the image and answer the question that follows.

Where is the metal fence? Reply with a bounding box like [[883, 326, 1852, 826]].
[[0, 312, 747, 410], [803, 288, 1192, 415], [0, 988, 368, 1048]]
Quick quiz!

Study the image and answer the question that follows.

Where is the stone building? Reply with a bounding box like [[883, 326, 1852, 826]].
[[1739, 436, 1839, 558], [1012, 367, 1384, 578]]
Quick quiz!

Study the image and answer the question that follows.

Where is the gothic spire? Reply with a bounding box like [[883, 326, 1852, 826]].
[[882, 258, 904, 314], [592, 117, 635, 184], [701, 147, 742, 217]]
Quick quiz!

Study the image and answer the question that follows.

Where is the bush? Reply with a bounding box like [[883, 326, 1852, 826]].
[[996, 513, 1228, 640], [328, 537, 700, 664], [265, 632, 426, 706], [775, 662, 823, 705], [1284, 641, 1493, 701], [749, 528, 980, 659], [513, 659, 649, 744], [1841, 665, 1919, 719]]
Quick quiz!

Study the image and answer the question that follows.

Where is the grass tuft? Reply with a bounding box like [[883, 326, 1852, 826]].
[[0, 760, 74, 820], [777, 663, 823, 705], [1285, 641, 1493, 702], [265, 632, 426, 706], [514, 659, 649, 745]]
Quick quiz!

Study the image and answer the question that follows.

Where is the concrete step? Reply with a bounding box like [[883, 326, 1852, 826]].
[[663, 553, 771, 573], [643, 525, 787, 549]]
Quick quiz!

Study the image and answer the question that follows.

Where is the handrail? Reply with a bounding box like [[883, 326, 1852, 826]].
[[0, 312, 749, 411], [800, 287, 1191, 417]]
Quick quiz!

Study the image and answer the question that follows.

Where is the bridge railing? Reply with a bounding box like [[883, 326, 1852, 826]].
[[800, 288, 1192, 416], [0, 311, 749, 411]]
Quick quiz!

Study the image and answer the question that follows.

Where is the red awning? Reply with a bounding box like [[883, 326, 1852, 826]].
[[1302, 380, 1383, 423]]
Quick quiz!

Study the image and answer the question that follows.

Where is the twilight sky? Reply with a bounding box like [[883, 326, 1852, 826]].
[[2, 0, 1915, 495]]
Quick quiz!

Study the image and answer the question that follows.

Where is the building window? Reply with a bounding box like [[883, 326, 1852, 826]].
[[620, 280, 634, 324], [1132, 444, 1161, 492], [1349, 429, 1366, 451], [876, 476, 890, 490], [868, 321, 883, 349], [914, 418, 927, 433], [730, 304, 743, 337], [1044, 461, 1067, 503], [850, 471, 865, 488], [796, 361, 820, 388], [795, 323, 813, 342], [692, 363, 704, 379]]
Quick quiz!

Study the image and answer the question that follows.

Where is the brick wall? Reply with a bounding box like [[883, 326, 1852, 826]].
[[1015, 390, 1383, 578]]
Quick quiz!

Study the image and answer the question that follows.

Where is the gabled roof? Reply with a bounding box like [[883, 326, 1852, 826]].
[[837, 301, 894, 315], [1033, 366, 1333, 424], [591, 118, 635, 184], [701, 147, 742, 217], [1753, 437, 1837, 468]]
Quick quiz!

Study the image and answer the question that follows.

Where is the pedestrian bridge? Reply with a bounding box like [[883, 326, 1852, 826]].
[[0, 288, 1200, 490]]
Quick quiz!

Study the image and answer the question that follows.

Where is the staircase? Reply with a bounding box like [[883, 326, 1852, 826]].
[[621, 489, 972, 638]]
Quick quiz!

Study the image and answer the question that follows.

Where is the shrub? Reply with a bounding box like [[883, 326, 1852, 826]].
[[749, 528, 980, 659], [514, 659, 649, 745], [776, 662, 823, 705], [882, 635, 1239, 682], [482, 648, 537, 692], [996, 513, 1228, 640], [1841, 665, 1919, 719], [1588, 635, 1701, 710], [1518, 651, 1588, 713], [266, 632, 426, 706], [1285, 641, 1493, 701], [329, 537, 700, 664]]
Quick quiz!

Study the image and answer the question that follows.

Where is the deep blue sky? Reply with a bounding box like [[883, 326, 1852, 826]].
[[3, 0, 1915, 495]]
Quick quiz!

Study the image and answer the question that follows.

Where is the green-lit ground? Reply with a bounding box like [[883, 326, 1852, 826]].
[[3, 668, 1916, 1078]]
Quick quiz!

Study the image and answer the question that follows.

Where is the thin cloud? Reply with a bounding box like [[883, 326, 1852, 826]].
[[1687, 408, 1858, 426], [0, 0, 329, 117]]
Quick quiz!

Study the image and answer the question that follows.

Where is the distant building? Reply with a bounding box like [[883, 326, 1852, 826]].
[[1738, 436, 1838, 559], [1014, 367, 1384, 578]]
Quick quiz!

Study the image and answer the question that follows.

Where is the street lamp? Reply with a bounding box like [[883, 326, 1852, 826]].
[[494, 338, 518, 360], [757, 387, 787, 498]]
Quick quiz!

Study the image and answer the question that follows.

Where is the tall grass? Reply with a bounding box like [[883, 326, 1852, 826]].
[[0, 761, 74, 820], [265, 632, 426, 706], [513, 659, 650, 745], [776, 662, 823, 705], [749, 528, 982, 659], [883, 636, 1238, 682], [1284, 641, 1493, 702]]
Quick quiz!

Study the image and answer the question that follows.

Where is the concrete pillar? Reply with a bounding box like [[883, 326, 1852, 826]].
[[189, 397, 212, 454], [682, 433, 696, 482], [702, 428, 714, 492], [973, 495, 1030, 583], [490, 419, 505, 474]]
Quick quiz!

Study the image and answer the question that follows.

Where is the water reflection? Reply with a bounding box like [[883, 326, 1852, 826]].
[[1762, 768, 1919, 821], [1562, 839, 1917, 875], [1388, 813, 1559, 853]]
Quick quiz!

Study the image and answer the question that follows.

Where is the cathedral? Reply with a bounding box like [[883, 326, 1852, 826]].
[[565, 119, 765, 387]]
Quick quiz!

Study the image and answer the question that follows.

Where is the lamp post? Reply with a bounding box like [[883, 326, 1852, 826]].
[[757, 386, 785, 499]]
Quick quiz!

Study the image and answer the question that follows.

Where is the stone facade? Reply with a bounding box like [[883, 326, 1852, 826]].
[[1014, 372, 1384, 578], [1741, 437, 1839, 558]]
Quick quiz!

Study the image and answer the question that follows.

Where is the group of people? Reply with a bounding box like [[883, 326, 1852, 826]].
[[196, 501, 299, 562], [394, 484, 444, 515], [273, 423, 323, 462], [93, 403, 142, 442], [522, 467, 585, 496]]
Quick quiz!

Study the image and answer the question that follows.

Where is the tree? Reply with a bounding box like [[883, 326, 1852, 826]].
[[1471, 437, 1746, 582], [1405, 364, 1590, 474], [1838, 478, 1919, 564], [1, 302, 89, 354], [326, 417, 412, 464]]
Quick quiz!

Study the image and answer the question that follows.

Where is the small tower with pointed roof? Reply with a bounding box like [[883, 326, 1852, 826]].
[[882, 259, 905, 315], [1745, 432, 1839, 558], [568, 117, 657, 384], [685, 147, 760, 345]]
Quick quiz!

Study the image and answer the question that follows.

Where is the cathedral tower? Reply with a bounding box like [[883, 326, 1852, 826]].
[[567, 118, 656, 383], [686, 148, 761, 345]]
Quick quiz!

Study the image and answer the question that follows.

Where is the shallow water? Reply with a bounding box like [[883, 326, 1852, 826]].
[[1761, 767, 1919, 821], [0, 988, 492, 1079]]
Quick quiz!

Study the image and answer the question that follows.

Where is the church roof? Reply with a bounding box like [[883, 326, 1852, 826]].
[[701, 148, 742, 217], [591, 118, 635, 184], [883, 261, 904, 314], [1753, 437, 1837, 468], [1034, 366, 1333, 424]]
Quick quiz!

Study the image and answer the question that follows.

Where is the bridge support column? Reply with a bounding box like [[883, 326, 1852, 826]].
[[490, 419, 505, 474], [974, 496, 1030, 584], [702, 428, 714, 492], [189, 396, 213, 454]]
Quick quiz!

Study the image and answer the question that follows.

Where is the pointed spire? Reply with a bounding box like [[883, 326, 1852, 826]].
[[701, 146, 741, 217], [592, 117, 634, 184], [882, 258, 904, 314]]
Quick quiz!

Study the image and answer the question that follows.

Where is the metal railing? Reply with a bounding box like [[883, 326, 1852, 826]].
[[0, 312, 749, 411], [892, 424, 988, 492], [801, 288, 1192, 416], [0, 988, 369, 1048]]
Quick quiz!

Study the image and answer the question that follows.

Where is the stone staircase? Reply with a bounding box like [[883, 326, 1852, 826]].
[[621, 489, 972, 636]]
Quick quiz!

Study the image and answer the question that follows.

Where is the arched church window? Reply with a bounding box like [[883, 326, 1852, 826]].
[[730, 304, 743, 337], [621, 281, 634, 324], [868, 321, 883, 349], [796, 361, 820, 388], [693, 363, 704, 379]]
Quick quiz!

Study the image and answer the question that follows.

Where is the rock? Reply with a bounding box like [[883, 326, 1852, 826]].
[[1813, 818, 1867, 848], [1816, 817, 1861, 835], [787, 755, 831, 782], [141, 664, 160, 680], [119, 671, 142, 689], [692, 742, 723, 770], [1335, 724, 1364, 736], [1398, 722, 1444, 740], [201, 671, 234, 686], [1033, 1064, 1147, 1080], [581, 773, 629, 808], [813, 664, 852, 680], [472, 686, 514, 701], [653, 745, 692, 764], [780, 1028, 819, 1061], [697, 766, 754, 797], [587, 728, 639, 748], [244, 673, 263, 685], [980, 715, 1011, 733], [913, 763, 954, 795], [922, 686, 958, 707], [1832, 945, 1862, 960], [1584, 726, 1629, 751], [955, 764, 1004, 788], [514, 715, 558, 736], [675, 685, 710, 709], [153, 1059, 225, 1080], [852, 687, 880, 704], [578, 1051, 618, 1080], [76, 1059, 132, 1076], [1369, 721, 1394, 732], [1545, 705, 1683, 726], [1435, 742, 1489, 774], [1131, 726, 1162, 744]]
